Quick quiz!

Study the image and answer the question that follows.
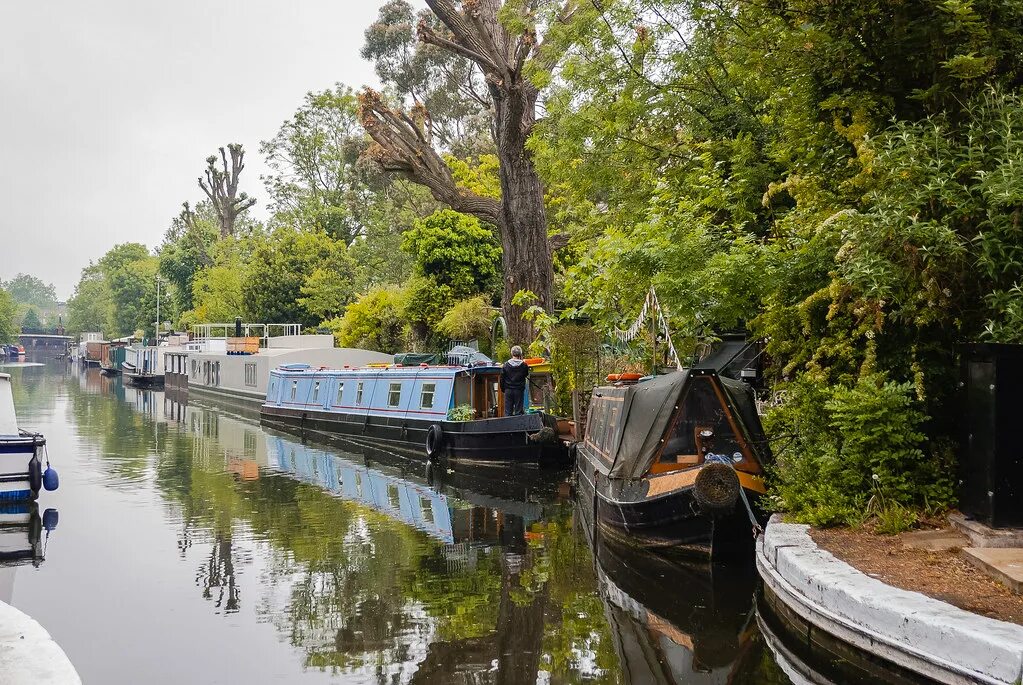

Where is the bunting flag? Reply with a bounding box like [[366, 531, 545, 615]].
[[612, 287, 684, 370]]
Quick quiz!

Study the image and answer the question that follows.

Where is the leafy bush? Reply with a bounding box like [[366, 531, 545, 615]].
[[447, 404, 476, 421], [436, 297, 496, 343], [767, 373, 954, 527], [333, 286, 405, 352], [401, 209, 502, 300]]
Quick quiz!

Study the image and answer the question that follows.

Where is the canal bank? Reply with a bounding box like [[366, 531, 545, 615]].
[[758, 515, 1023, 685]]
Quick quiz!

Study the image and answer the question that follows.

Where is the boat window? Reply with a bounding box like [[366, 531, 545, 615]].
[[420, 383, 436, 409], [290, 380, 298, 401], [388, 382, 402, 408], [269, 380, 275, 398], [335, 382, 344, 405], [421, 497, 434, 524], [354, 471, 362, 497], [312, 381, 320, 402], [356, 382, 364, 405], [387, 483, 400, 508], [244, 363, 257, 387], [658, 377, 743, 468]]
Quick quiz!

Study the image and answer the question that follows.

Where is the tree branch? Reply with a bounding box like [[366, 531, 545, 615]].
[[358, 89, 502, 226]]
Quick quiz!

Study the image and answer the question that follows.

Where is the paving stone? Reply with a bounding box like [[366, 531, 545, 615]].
[[901, 528, 969, 552], [962, 547, 1023, 595]]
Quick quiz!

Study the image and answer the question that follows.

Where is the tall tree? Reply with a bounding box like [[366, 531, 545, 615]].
[[0, 288, 17, 344], [199, 144, 257, 238], [2, 274, 57, 310], [158, 201, 219, 311], [20, 308, 42, 331], [359, 0, 575, 342]]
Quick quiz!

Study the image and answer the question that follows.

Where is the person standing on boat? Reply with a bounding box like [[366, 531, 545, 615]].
[[500, 346, 530, 416]]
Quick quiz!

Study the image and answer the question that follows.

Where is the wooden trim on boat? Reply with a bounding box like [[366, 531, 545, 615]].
[[645, 464, 767, 498]]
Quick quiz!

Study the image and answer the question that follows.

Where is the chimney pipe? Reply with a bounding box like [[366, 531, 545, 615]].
[[235, 317, 242, 338]]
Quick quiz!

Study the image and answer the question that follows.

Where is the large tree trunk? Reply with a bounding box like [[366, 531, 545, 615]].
[[359, 1, 575, 344], [493, 76, 553, 343]]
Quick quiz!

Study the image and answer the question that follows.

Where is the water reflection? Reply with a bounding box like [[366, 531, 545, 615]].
[[11, 361, 805, 684]]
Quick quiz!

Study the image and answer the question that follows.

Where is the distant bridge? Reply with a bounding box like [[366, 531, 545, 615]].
[[18, 333, 73, 350]]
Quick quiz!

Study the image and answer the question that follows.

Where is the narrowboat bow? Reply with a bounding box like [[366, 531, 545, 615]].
[[0, 374, 59, 502], [576, 368, 769, 560], [260, 361, 569, 464]]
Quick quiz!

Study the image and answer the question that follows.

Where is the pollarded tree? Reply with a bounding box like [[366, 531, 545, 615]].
[[199, 144, 257, 238], [359, 0, 576, 343]]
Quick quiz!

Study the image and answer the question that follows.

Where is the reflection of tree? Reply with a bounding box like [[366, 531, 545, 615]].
[[197, 534, 240, 613]]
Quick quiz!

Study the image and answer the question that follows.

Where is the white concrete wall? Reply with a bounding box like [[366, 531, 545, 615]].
[[266, 334, 334, 349], [758, 517, 1023, 685], [0, 599, 81, 684]]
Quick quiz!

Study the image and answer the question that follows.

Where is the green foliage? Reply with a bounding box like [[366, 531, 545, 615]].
[[67, 263, 112, 336], [189, 239, 248, 324], [1, 274, 57, 310], [766, 373, 954, 527], [158, 202, 219, 311], [20, 308, 41, 330], [446, 404, 476, 421], [436, 296, 496, 343], [401, 275, 454, 346], [401, 209, 502, 300], [242, 229, 355, 326], [333, 286, 405, 352], [0, 289, 17, 344]]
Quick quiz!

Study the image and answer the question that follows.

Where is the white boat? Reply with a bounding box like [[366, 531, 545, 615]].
[[0, 373, 47, 501]]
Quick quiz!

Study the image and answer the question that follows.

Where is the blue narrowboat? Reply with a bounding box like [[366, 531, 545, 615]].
[[0, 373, 58, 502], [260, 361, 568, 463]]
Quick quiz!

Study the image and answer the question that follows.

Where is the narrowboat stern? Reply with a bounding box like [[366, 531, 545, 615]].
[[576, 368, 769, 560]]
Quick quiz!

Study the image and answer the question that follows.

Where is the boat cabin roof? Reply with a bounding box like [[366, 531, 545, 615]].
[[584, 369, 768, 479], [270, 363, 503, 378]]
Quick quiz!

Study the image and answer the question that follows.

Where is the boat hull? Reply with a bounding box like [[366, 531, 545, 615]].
[[260, 404, 568, 464], [124, 373, 164, 389], [0, 436, 45, 502], [576, 457, 761, 561]]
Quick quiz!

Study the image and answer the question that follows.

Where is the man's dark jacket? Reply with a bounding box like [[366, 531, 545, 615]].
[[499, 358, 529, 391]]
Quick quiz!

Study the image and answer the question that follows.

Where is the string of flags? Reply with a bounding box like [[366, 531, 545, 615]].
[[612, 287, 684, 370]]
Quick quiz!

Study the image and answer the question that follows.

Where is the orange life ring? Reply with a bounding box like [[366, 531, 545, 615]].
[[619, 373, 643, 381], [606, 373, 622, 382], [525, 357, 546, 366]]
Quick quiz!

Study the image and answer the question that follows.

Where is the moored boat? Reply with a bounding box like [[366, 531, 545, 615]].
[[576, 366, 769, 560], [0, 374, 58, 502], [260, 352, 569, 464]]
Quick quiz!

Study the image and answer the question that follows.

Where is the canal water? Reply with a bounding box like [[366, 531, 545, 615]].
[[2, 357, 815, 684]]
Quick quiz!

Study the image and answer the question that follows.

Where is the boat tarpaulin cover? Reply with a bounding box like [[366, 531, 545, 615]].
[[608, 371, 689, 479], [394, 352, 443, 366]]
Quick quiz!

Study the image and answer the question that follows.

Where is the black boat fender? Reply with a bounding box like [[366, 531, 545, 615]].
[[425, 424, 444, 459], [28, 455, 43, 495], [693, 462, 739, 516]]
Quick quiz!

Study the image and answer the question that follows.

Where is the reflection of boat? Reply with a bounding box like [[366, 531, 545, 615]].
[[0, 504, 56, 568], [261, 351, 568, 464], [577, 367, 769, 559], [578, 497, 760, 684], [265, 433, 557, 546]]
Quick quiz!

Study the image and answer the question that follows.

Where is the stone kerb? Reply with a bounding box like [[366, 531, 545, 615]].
[[0, 600, 81, 685], [758, 515, 1023, 685]]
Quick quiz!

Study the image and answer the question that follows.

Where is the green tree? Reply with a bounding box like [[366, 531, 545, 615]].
[[331, 286, 405, 352], [20, 308, 41, 331], [158, 202, 219, 311], [401, 209, 502, 300], [261, 86, 375, 246], [242, 230, 355, 326], [67, 263, 112, 336], [1, 274, 57, 310], [0, 289, 17, 343]]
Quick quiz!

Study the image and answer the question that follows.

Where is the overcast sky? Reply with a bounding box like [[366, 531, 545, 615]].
[[0, 0, 411, 299]]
